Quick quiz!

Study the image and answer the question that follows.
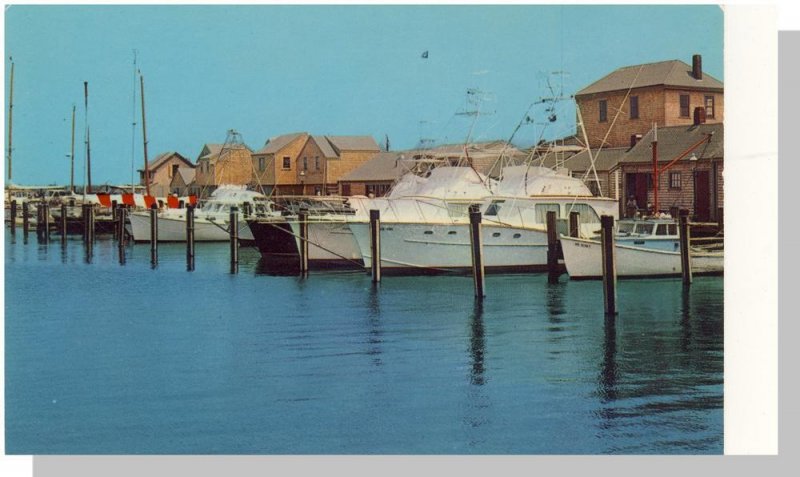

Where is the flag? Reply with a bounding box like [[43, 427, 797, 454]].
[[421, 50, 428, 59]]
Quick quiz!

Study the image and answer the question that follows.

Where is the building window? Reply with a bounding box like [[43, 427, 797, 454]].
[[599, 99, 608, 122], [366, 183, 390, 197], [679, 94, 690, 117], [669, 171, 681, 189], [705, 95, 715, 119], [282, 156, 291, 170], [303, 156, 308, 171], [630, 96, 639, 119], [258, 157, 265, 172], [315, 156, 320, 170]]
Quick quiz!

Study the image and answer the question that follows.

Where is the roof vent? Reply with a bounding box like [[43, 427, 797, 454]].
[[630, 133, 643, 148], [692, 54, 703, 80]]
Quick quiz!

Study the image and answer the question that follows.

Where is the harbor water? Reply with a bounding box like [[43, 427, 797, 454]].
[[4, 230, 723, 454]]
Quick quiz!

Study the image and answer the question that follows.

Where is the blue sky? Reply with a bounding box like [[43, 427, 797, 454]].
[[4, 4, 723, 186]]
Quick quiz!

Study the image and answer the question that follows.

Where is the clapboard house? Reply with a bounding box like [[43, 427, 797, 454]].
[[138, 151, 194, 197]]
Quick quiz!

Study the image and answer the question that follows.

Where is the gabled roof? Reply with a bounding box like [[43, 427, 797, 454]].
[[254, 132, 308, 155], [537, 147, 628, 172], [198, 144, 252, 162], [174, 167, 196, 185], [326, 136, 380, 153], [312, 135, 339, 158], [198, 144, 224, 161], [138, 151, 193, 172], [619, 123, 723, 164], [576, 60, 724, 97], [339, 152, 406, 182]]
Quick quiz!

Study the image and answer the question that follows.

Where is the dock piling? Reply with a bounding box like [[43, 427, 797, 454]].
[[546, 210, 559, 283], [60, 203, 68, 245], [369, 209, 381, 283], [88, 204, 95, 244], [569, 211, 580, 238], [10, 200, 17, 234], [186, 205, 195, 271], [42, 202, 50, 244], [111, 200, 118, 240], [150, 203, 158, 266], [298, 208, 309, 275], [118, 206, 126, 264], [22, 201, 29, 241], [600, 215, 617, 316], [230, 206, 239, 274], [469, 204, 485, 299], [679, 209, 692, 286]]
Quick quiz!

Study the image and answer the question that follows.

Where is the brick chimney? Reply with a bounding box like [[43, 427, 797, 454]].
[[693, 106, 706, 125], [692, 54, 703, 80]]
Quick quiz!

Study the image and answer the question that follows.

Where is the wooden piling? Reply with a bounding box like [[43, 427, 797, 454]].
[[546, 210, 559, 283], [150, 203, 158, 266], [186, 205, 195, 271], [35, 202, 43, 240], [230, 206, 239, 274], [60, 203, 68, 244], [111, 200, 118, 240], [118, 206, 126, 264], [10, 200, 17, 233], [42, 202, 50, 244], [717, 207, 724, 233], [22, 201, 29, 241], [87, 204, 95, 244], [298, 208, 309, 275], [679, 209, 692, 286], [569, 211, 580, 238], [369, 209, 381, 283], [469, 204, 485, 298], [600, 215, 617, 316]]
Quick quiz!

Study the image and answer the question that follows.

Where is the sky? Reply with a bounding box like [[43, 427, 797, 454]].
[[3, 4, 723, 186]]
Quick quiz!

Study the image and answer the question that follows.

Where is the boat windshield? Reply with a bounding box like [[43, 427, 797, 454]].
[[636, 223, 655, 235], [618, 222, 636, 234]]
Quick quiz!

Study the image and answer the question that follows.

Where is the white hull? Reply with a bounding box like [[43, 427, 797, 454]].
[[559, 235, 724, 279], [129, 212, 254, 242], [348, 221, 550, 273], [288, 219, 362, 264]]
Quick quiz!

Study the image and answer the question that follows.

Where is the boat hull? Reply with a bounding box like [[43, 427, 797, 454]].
[[559, 235, 723, 279], [249, 217, 363, 270], [129, 212, 254, 242], [348, 221, 553, 275]]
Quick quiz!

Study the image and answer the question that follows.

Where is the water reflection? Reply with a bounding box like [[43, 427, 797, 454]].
[[365, 285, 383, 367], [469, 299, 485, 386], [599, 315, 618, 403]]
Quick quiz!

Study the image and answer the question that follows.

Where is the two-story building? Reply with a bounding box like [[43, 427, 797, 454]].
[[194, 143, 254, 196], [251, 133, 380, 196], [137, 151, 194, 197], [574, 55, 723, 149]]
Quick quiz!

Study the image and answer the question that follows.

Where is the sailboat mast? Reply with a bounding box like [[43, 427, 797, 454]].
[[70, 105, 75, 193], [140, 74, 150, 196], [7, 59, 14, 181], [84, 81, 92, 194]]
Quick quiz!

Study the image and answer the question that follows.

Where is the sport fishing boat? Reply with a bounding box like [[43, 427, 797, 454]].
[[346, 165, 619, 274], [128, 185, 274, 242]]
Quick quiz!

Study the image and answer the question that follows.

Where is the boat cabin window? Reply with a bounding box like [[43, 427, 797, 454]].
[[636, 223, 654, 235], [567, 203, 600, 224], [534, 204, 560, 223], [484, 200, 505, 216], [655, 224, 671, 236], [618, 222, 636, 234]]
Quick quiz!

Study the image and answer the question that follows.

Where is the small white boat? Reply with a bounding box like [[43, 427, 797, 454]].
[[559, 234, 723, 279], [128, 185, 273, 242]]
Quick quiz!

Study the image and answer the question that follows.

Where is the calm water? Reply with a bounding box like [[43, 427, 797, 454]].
[[4, 230, 723, 454]]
